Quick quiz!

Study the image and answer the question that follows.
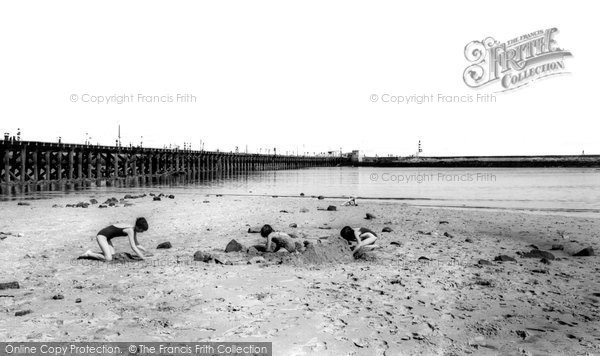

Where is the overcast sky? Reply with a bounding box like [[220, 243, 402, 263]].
[[0, 1, 597, 157]]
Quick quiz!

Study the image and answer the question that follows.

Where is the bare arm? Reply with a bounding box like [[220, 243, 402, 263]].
[[127, 229, 146, 259], [266, 234, 273, 252]]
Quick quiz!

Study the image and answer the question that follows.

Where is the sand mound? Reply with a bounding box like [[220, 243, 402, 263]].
[[293, 236, 354, 265]]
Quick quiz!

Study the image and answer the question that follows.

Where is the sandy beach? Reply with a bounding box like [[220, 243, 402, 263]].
[[1, 193, 599, 355]]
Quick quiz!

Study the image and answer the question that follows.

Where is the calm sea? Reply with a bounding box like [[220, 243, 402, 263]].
[[4, 167, 600, 214]]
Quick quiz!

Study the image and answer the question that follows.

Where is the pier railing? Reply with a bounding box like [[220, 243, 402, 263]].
[[1, 140, 347, 194]]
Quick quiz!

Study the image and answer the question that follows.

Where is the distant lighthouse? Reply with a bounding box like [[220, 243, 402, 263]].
[[416, 140, 422, 157]]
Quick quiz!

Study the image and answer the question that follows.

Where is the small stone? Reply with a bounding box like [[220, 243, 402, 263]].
[[444, 232, 454, 238], [52, 294, 64, 300], [246, 246, 260, 255], [75, 298, 82, 303], [202, 200, 210, 203], [317, 195, 325, 200], [247, 227, 261, 233], [439, 221, 449, 224], [477, 259, 493, 266], [0, 281, 20, 290], [52, 204, 61, 208], [289, 223, 298, 228], [551, 244, 564, 251], [515, 330, 529, 340], [156, 241, 172, 249], [225, 239, 244, 253], [390, 241, 402, 246], [494, 255, 516, 262], [540, 258, 551, 265], [89, 199, 98, 204], [168, 195, 175, 199], [153, 197, 161, 201], [300, 193, 305, 196], [15, 310, 32, 317], [382, 227, 393, 233], [98, 204, 108, 208], [418, 256, 430, 261], [326, 205, 337, 211], [17, 202, 31, 206], [522, 249, 555, 260], [464, 238, 473, 243], [193, 251, 212, 263], [365, 213, 376, 220], [573, 247, 594, 257]]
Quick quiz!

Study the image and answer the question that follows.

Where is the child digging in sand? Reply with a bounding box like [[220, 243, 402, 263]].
[[340, 226, 378, 256], [259, 224, 301, 253], [81, 217, 152, 261]]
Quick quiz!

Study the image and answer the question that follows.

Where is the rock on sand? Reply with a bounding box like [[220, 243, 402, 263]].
[[225, 239, 244, 253]]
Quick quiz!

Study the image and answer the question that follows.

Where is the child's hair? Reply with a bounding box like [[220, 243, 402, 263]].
[[260, 224, 274, 237], [340, 226, 355, 240], [135, 217, 149, 232]]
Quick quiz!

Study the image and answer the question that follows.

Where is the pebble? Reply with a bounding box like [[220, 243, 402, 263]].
[[17, 202, 31, 206], [540, 258, 551, 265], [75, 298, 82, 303], [153, 197, 161, 201], [465, 238, 473, 243], [225, 239, 244, 253], [551, 244, 564, 250], [326, 205, 337, 211], [168, 195, 175, 199], [89, 199, 98, 204], [317, 195, 325, 200], [52, 294, 64, 300], [477, 259, 493, 266], [15, 310, 32, 317], [98, 204, 108, 208], [382, 227, 393, 233], [193, 251, 212, 263], [0, 281, 20, 290], [573, 247, 594, 257], [365, 213, 376, 220], [289, 223, 298, 228], [156, 241, 172, 249], [522, 249, 555, 260], [494, 255, 516, 262]]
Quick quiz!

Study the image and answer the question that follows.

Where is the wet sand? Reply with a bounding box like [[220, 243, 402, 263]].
[[1, 193, 599, 355]]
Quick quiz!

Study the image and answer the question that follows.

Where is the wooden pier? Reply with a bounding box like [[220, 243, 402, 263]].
[[0, 140, 346, 194]]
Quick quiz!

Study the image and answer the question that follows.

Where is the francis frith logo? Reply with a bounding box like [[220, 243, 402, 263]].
[[463, 28, 572, 91]]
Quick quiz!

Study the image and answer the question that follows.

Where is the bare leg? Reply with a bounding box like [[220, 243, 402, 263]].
[[83, 235, 113, 261]]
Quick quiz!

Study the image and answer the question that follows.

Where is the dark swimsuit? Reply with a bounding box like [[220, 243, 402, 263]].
[[358, 227, 378, 238], [97, 225, 128, 240]]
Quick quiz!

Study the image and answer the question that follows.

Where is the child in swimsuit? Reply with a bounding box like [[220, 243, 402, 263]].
[[81, 217, 151, 261], [340, 226, 378, 256], [260, 224, 298, 253]]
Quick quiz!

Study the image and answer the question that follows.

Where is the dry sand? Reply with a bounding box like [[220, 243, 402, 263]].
[[1, 193, 599, 355]]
